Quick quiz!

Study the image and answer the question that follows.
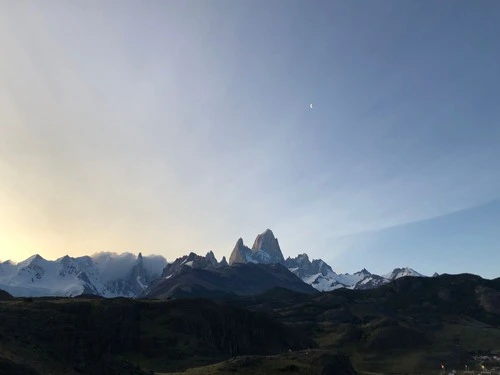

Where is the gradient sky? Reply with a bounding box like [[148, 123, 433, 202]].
[[1, 1, 499, 278]]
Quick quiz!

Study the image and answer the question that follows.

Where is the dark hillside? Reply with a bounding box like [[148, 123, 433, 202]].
[[1, 273, 499, 375], [0, 297, 314, 374], [145, 263, 317, 299], [227, 273, 500, 374], [0, 289, 13, 301], [166, 350, 358, 375]]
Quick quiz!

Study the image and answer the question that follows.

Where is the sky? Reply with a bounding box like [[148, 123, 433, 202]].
[[1, 1, 499, 278]]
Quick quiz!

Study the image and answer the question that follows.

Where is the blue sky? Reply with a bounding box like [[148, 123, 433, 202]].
[[0, 1, 499, 278]]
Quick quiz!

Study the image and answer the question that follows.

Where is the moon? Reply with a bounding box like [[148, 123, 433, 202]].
[[309, 103, 314, 109]]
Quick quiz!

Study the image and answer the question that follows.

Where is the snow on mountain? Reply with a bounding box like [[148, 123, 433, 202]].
[[251, 229, 285, 264], [334, 272, 365, 287], [285, 254, 347, 291], [352, 274, 390, 290], [0, 253, 166, 298], [228, 229, 428, 292], [229, 229, 285, 266], [159, 251, 226, 280], [293, 264, 427, 292], [284, 253, 380, 292], [0, 254, 97, 297], [383, 267, 424, 280], [174, 229, 427, 294]]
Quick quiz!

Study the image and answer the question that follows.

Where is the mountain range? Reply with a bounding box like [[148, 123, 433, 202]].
[[144, 252, 316, 299], [227, 229, 425, 291], [0, 252, 166, 297], [0, 228, 426, 298]]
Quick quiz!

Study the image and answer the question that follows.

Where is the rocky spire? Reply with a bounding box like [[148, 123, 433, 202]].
[[220, 256, 228, 267], [205, 251, 217, 265], [228, 238, 252, 266], [251, 229, 285, 264]]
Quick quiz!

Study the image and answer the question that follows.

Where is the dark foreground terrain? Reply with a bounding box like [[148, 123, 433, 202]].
[[228, 274, 500, 374], [1, 273, 500, 374], [0, 294, 314, 375]]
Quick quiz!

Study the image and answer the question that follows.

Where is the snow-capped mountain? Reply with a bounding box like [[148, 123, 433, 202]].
[[0, 252, 166, 297], [285, 253, 346, 290], [160, 251, 225, 280], [284, 255, 383, 291], [288, 263, 427, 292], [383, 267, 424, 280], [229, 229, 285, 265], [228, 229, 428, 292]]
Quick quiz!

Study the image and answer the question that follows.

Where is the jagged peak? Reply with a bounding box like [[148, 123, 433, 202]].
[[250, 229, 284, 264], [57, 255, 74, 265], [252, 229, 277, 247], [19, 254, 46, 267], [286, 253, 310, 263], [59, 255, 75, 265], [205, 251, 218, 264], [383, 267, 424, 280], [355, 268, 371, 275], [229, 237, 252, 266]]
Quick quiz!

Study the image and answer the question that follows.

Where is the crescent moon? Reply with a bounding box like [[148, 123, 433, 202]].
[[310, 103, 313, 109]]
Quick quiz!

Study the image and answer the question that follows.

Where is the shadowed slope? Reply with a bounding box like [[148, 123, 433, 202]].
[[0, 289, 13, 301], [0, 297, 315, 374], [145, 262, 317, 299]]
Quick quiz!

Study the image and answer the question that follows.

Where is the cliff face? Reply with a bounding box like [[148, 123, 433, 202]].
[[228, 238, 253, 265], [229, 229, 285, 266], [251, 229, 285, 264]]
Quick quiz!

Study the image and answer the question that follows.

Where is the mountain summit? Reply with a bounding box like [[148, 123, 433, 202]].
[[251, 229, 285, 264], [229, 229, 285, 266]]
